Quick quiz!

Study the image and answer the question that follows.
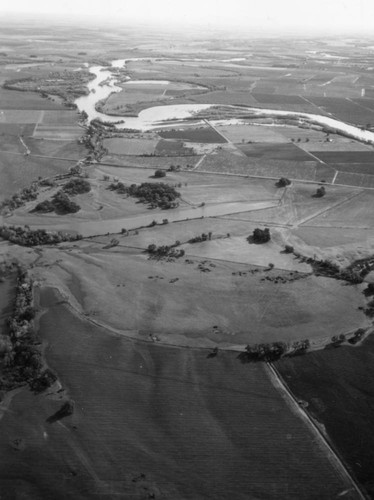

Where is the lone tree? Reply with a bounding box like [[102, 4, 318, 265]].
[[154, 169, 166, 178], [276, 177, 291, 188], [249, 228, 271, 244], [314, 186, 326, 198]]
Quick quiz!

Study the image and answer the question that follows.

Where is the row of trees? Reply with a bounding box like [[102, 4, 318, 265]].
[[147, 243, 185, 260], [238, 339, 310, 363]]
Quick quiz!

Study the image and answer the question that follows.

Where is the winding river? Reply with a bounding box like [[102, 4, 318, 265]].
[[75, 58, 374, 145]]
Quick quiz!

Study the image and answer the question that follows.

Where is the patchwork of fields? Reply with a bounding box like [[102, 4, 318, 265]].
[[1, 30, 374, 500]]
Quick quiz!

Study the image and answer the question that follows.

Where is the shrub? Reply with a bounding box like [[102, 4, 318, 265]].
[[62, 178, 91, 195], [154, 169, 166, 178], [314, 186, 326, 198], [276, 177, 291, 188], [249, 228, 270, 244]]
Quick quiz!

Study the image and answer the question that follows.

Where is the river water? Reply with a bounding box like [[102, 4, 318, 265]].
[[75, 58, 374, 145]]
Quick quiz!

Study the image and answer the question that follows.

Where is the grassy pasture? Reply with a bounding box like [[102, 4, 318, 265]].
[[294, 226, 373, 249], [39, 247, 367, 347], [103, 137, 158, 155], [25, 137, 86, 159], [0, 290, 355, 500], [0, 110, 42, 124], [158, 127, 226, 143], [0, 151, 74, 200], [101, 154, 201, 169], [303, 190, 374, 228]]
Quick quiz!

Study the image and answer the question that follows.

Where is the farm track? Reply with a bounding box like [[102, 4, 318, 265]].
[[296, 189, 364, 228], [267, 362, 368, 500], [0, 149, 78, 162]]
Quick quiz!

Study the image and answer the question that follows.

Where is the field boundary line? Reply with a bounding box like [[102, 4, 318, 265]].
[[191, 154, 207, 170], [267, 362, 368, 500], [203, 119, 230, 143]]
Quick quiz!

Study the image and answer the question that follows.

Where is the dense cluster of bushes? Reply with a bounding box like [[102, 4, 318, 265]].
[[314, 186, 326, 198], [276, 177, 291, 188], [154, 169, 166, 178], [0, 225, 82, 247], [188, 232, 213, 244], [109, 181, 180, 209], [0, 269, 58, 393], [248, 228, 271, 244], [238, 339, 310, 363], [0, 183, 39, 213], [147, 242, 185, 260], [34, 190, 81, 215], [62, 178, 91, 196]]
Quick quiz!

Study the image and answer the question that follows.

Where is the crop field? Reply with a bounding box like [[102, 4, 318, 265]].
[[0, 288, 356, 500], [0, 88, 65, 110], [154, 139, 194, 155], [214, 124, 289, 143], [158, 126, 227, 143], [41, 110, 80, 125], [33, 125, 83, 140], [276, 333, 374, 498], [252, 93, 307, 104], [312, 151, 374, 163], [237, 143, 316, 162], [335, 171, 374, 188], [331, 162, 374, 175], [307, 97, 374, 126], [103, 137, 158, 155], [189, 90, 259, 106]]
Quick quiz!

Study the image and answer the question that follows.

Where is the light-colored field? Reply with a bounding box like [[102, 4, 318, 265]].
[[103, 137, 158, 155], [0, 109, 42, 123], [42, 110, 80, 126], [303, 190, 374, 228], [214, 124, 289, 143], [36, 246, 369, 348], [33, 125, 83, 140]]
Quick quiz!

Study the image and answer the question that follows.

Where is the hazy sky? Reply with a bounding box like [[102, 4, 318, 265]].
[[1, 0, 373, 33]]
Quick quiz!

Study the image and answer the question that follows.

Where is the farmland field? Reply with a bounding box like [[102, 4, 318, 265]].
[[2, 21, 374, 500], [276, 334, 374, 498], [0, 287, 357, 499], [103, 137, 158, 155], [158, 126, 227, 143]]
